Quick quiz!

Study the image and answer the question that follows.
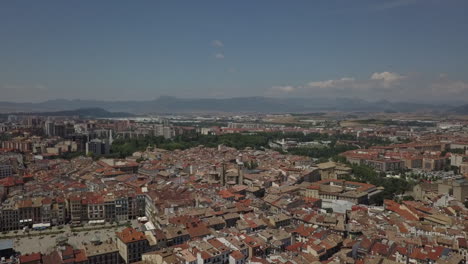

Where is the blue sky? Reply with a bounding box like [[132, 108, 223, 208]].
[[1, 0, 467, 102]]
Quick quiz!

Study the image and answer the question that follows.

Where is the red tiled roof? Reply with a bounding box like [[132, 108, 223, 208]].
[[0, 177, 24, 187], [409, 246, 444, 261], [73, 249, 88, 262], [19, 252, 41, 263], [384, 200, 419, 221], [219, 189, 235, 199], [370, 242, 389, 255], [286, 242, 304, 252], [292, 224, 316, 238], [116, 227, 147, 244], [230, 250, 245, 260], [186, 222, 211, 238]]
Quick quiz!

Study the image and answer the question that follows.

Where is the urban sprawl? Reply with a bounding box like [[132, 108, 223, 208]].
[[0, 113, 468, 264]]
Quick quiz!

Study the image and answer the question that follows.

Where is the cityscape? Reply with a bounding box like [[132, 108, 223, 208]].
[[1, 1, 468, 264]]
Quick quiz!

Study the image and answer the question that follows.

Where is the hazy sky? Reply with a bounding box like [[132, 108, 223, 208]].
[[1, 0, 467, 102]]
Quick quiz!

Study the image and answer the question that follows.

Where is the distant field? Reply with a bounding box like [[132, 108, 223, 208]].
[[263, 116, 300, 124], [340, 121, 363, 127]]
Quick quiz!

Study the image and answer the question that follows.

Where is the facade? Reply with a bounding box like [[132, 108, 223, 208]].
[[423, 156, 447, 171], [363, 159, 404, 172], [316, 162, 352, 180], [86, 139, 110, 156], [0, 163, 12, 179], [307, 179, 379, 205], [0, 204, 19, 231], [0, 197, 67, 231], [438, 178, 468, 202], [44, 121, 55, 137], [1, 140, 33, 152], [116, 227, 149, 263], [461, 162, 468, 176]]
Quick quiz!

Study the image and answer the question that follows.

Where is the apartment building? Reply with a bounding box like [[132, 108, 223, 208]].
[[1, 139, 33, 152], [308, 179, 379, 205], [116, 227, 149, 263], [438, 178, 468, 202], [0, 202, 19, 231], [363, 158, 405, 172], [0, 163, 12, 179], [82, 237, 122, 264], [423, 156, 447, 171]]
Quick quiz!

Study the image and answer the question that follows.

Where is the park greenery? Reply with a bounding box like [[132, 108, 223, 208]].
[[286, 144, 358, 160], [331, 156, 414, 204], [109, 133, 274, 157], [354, 164, 412, 204], [108, 132, 359, 158]]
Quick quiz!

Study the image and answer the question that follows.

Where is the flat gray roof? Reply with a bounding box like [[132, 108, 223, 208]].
[[0, 239, 14, 250]]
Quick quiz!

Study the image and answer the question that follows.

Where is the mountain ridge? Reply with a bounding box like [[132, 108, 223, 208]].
[[0, 97, 462, 114], [0, 108, 134, 118], [447, 104, 468, 115]]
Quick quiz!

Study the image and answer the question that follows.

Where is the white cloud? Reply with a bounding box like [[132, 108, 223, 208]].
[[215, 53, 225, 59], [271, 85, 296, 93], [303, 72, 403, 90], [370, 71, 405, 87], [268, 71, 468, 102], [308, 77, 355, 89], [212, 40, 224, 48]]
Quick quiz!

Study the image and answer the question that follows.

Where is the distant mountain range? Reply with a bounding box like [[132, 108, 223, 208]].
[[0, 96, 466, 114], [0, 108, 134, 118], [447, 104, 468, 115]]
